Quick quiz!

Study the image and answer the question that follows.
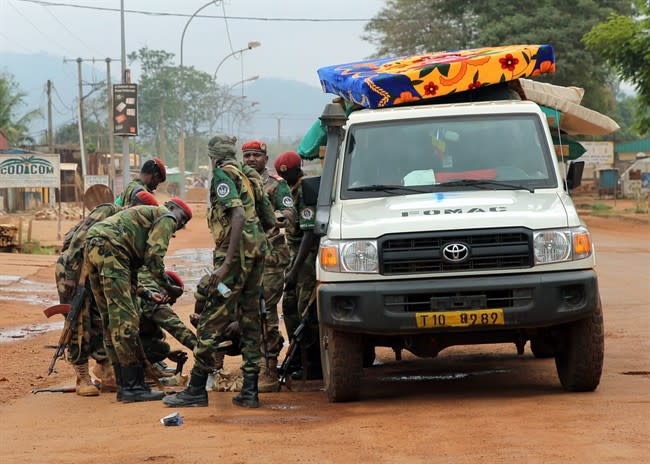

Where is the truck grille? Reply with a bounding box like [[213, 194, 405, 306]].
[[379, 228, 532, 275]]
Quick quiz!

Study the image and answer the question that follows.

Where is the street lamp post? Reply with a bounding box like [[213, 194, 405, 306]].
[[228, 75, 259, 92], [213, 41, 262, 81], [178, 0, 219, 200]]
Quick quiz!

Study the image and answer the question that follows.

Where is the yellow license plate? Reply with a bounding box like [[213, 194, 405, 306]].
[[415, 309, 505, 328]]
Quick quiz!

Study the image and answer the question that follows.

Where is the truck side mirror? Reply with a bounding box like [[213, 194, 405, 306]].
[[566, 161, 584, 191], [302, 176, 321, 207]]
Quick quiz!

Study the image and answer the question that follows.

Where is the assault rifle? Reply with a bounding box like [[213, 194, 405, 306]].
[[259, 289, 270, 375], [44, 266, 88, 375], [276, 288, 317, 391]]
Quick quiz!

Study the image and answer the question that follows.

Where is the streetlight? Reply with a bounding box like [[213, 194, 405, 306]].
[[228, 75, 259, 92], [213, 41, 262, 80], [178, 0, 219, 200]]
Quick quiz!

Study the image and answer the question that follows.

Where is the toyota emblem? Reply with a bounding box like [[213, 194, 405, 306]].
[[442, 242, 470, 263]]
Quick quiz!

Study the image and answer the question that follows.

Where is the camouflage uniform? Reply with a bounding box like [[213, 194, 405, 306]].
[[55, 203, 123, 365], [283, 175, 319, 351], [194, 160, 270, 375], [115, 179, 150, 207], [137, 268, 197, 362], [259, 167, 296, 359], [84, 205, 177, 367]]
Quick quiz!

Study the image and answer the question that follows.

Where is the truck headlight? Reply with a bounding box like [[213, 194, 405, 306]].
[[533, 227, 592, 264], [320, 239, 378, 273]]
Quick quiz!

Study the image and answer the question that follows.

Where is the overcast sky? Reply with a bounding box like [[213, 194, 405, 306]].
[[0, 0, 385, 87]]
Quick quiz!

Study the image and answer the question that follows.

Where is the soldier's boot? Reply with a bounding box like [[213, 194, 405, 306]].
[[257, 358, 279, 393], [93, 360, 118, 392], [73, 362, 100, 397], [162, 369, 208, 407], [232, 372, 259, 408], [120, 365, 164, 403]]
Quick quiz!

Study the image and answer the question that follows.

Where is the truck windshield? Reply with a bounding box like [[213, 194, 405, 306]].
[[341, 114, 557, 199]]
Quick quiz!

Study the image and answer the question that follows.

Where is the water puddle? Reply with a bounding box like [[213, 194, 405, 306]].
[[0, 321, 63, 344], [165, 248, 213, 291], [0, 278, 57, 306], [380, 368, 511, 382]]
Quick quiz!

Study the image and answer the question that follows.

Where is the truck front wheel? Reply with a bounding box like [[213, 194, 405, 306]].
[[554, 299, 604, 392], [320, 324, 362, 402]]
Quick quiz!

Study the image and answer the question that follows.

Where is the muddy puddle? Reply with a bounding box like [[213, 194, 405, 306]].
[[164, 248, 213, 291], [0, 278, 57, 306], [0, 321, 63, 344], [379, 368, 511, 382]]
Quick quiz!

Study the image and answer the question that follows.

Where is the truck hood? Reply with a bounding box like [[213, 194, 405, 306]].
[[335, 190, 570, 239]]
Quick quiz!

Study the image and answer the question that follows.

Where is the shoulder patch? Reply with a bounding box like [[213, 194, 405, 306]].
[[301, 207, 314, 220], [270, 173, 283, 181], [216, 183, 230, 197], [282, 196, 294, 208]]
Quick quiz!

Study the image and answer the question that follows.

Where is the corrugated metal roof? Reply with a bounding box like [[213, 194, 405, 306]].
[[615, 137, 650, 153]]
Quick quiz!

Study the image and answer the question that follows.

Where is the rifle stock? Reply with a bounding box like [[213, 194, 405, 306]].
[[259, 289, 270, 375], [47, 267, 88, 375]]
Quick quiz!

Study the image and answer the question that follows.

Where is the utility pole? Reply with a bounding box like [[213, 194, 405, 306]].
[[106, 58, 116, 192], [120, 0, 129, 192], [46, 80, 53, 152], [73, 58, 87, 188]]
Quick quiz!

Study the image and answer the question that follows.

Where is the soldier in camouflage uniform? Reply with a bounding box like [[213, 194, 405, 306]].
[[137, 268, 197, 362], [275, 151, 322, 380], [115, 157, 166, 207], [242, 139, 296, 391], [55, 191, 159, 396], [83, 198, 192, 403], [164, 133, 275, 409]]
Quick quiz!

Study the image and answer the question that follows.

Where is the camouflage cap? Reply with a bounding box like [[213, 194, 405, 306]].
[[208, 132, 237, 159]]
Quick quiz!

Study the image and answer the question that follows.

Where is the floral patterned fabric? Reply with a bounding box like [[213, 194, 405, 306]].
[[317, 44, 555, 109]]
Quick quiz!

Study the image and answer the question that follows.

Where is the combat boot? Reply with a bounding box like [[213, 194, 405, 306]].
[[120, 365, 164, 403], [258, 358, 279, 393], [232, 372, 259, 408], [162, 369, 209, 407], [93, 360, 118, 392], [73, 362, 99, 397]]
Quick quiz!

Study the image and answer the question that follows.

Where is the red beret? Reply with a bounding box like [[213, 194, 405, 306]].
[[167, 197, 192, 221], [133, 191, 159, 206], [165, 269, 184, 289], [274, 151, 301, 173], [242, 140, 267, 155], [152, 157, 166, 181]]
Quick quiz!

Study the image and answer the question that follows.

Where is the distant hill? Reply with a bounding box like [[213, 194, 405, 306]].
[[1, 52, 330, 143]]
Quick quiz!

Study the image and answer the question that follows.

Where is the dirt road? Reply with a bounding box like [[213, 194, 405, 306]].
[[0, 213, 648, 464]]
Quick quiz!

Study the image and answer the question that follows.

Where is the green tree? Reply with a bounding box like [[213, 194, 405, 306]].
[[0, 72, 40, 146], [584, 2, 650, 134], [363, 0, 633, 112]]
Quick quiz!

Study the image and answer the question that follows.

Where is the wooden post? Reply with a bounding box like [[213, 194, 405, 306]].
[[17, 217, 23, 250], [27, 218, 33, 243], [57, 188, 62, 240]]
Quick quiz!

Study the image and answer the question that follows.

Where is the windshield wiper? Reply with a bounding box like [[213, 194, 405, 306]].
[[348, 184, 432, 194], [437, 179, 534, 193]]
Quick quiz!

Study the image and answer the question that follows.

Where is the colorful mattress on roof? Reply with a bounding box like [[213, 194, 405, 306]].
[[317, 44, 555, 109]]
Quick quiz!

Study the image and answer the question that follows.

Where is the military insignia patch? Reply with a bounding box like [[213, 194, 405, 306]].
[[216, 183, 230, 197], [282, 196, 294, 207], [301, 207, 314, 220]]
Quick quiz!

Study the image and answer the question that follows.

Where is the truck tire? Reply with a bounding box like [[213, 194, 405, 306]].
[[362, 344, 376, 368], [320, 324, 362, 402], [554, 299, 604, 392], [530, 337, 555, 358]]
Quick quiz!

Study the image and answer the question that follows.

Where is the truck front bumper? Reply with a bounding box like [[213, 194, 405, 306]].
[[317, 270, 599, 334]]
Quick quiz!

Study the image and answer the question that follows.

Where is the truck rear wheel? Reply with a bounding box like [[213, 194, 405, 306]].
[[320, 324, 362, 402], [555, 299, 604, 392]]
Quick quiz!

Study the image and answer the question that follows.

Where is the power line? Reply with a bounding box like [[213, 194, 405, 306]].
[[40, 3, 102, 57], [16, 0, 377, 22], [7, 1, 77, 56]]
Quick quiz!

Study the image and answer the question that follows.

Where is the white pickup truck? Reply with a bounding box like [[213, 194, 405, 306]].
[[310, 97, 604, 402]]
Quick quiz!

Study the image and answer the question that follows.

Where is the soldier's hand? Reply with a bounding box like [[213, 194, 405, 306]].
[[167, 350, 188, 363], [63, 279, 77, 299], [189, 312, 200, 328], [209, 264, 230, 289], [151, 292, 170, 304]]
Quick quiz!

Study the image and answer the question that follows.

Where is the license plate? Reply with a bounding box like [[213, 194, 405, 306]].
[[415, 309, 505, 328]]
